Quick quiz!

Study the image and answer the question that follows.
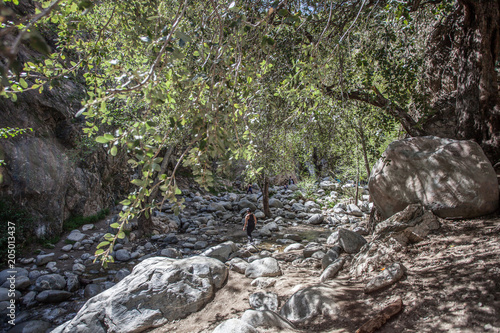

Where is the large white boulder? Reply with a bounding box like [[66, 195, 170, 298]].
[[369, 136, 499, 219], [52, 256, 228, 333], [245, 258, 282, 278]]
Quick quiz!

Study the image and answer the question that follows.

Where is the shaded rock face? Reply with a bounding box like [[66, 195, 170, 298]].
[[0, 86, 129, 238], [51, 256, 228, 333], [279, 285, 340, 325], [375, 204, 440, 245], [369, 136, 499, 219], [350, 205, 438, 277]]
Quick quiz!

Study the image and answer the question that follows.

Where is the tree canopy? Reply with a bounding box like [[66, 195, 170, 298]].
[[1, 0, 498, 263]]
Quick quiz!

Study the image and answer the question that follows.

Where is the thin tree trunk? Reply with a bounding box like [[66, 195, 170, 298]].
[[263, 176, 271, 218], [357, 118, 371, 179], [355, 152, 360, 207]]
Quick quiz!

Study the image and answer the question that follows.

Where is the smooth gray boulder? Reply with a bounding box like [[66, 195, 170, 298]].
[[279, 285, 340, 325], [202, 241, 238, 262], [67, 230, 86, 242], [241, 310, 296, 330], [2, 276, 31, 290], [238, 199, 257, 211], [321, 249, 340, 270], [35, 290, 72, 303], [319, 258, 345, 283], [36, 253, 55, 266], [369, 136, 499, 219], [338, 228, 367, 254], [347, 204, 363, 217], [306, 214, 324, 225], [114, 249, 131, 262], [245, 258, 282, 278], [291, 203, 306, 212], [365, 262, 405, 293], [0, 287, 20, 301], [52, 256, 228, 333], [159, 248, 182, 258], [260, 222, 279, 236], [249, 292, 279, 311], [268, 198, 283, 208], [212, 318, 257, 333], [207, 202, 226, 212], [6, 320, 51, 333], [35, 274, 66, 291], [284, 243, 304, 252], [326, 231, 339, 245], [0, 268, 28, 286], [84, 284, 104, 298], [228, 258, 249, 274], [303, 243, 323, 258]]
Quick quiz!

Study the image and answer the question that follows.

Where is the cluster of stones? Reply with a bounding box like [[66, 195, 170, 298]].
[[3, 177, 377, 332]]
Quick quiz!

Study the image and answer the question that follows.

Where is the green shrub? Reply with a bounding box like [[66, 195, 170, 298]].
[[63, 208, 109, 231]]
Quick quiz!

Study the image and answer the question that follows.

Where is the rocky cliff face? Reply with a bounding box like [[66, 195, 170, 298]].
[[0, 81, 129, 238]]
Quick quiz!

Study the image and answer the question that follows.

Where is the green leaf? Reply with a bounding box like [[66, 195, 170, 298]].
[[131, 179, 144, 186], [110, 223, 120, 228], [97, 241, 110, 249], [175, 31, 192, 43], [96, 136, 110, 143], [104, 133, 114, 140], [19, 78, 28, 88], [117, 231, 125, 239], [110, 145, 117, 156], [120, 199, 131, 206], [278, 9, 289, 17], [172, 48, 184, 60]]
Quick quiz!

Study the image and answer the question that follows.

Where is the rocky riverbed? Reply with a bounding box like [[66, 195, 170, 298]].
[[2, 180, 500, 333]]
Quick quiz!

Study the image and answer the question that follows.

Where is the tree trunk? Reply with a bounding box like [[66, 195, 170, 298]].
[[139, 145, 175, 235], [423, 1, 500, 163], [263, 176, 271, 218], [357, 118, 371, 179], [149, 145, 175, 203], [355, 147, 360, 207], [138, 202, 154, 235], [455, 0, 500, 162]]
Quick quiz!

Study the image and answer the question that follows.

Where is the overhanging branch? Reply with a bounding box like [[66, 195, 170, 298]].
[[322, 84, 427, 137]]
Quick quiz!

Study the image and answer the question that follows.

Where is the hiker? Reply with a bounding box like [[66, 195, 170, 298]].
[[247, 183, 253, 194], [289, 176, 294, 185], [243, 209, 257, 242]]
